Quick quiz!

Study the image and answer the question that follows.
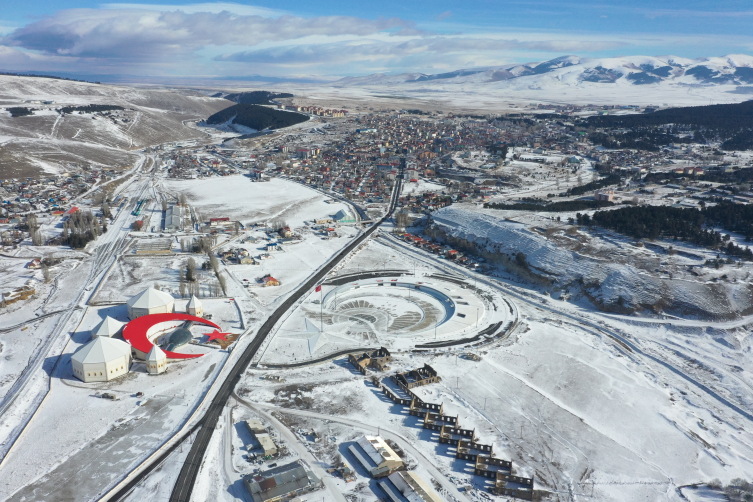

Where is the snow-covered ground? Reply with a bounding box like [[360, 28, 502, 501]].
[[430, 204, 753, 320], [164, 175, 352, 227]]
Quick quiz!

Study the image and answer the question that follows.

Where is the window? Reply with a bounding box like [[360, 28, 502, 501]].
[[457, 313, 466, 318]]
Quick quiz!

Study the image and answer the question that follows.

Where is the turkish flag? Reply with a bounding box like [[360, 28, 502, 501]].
[[315, 285, 322, 292]]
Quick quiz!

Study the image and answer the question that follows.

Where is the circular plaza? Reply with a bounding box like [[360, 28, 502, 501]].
[[261, 273, 516, 365]]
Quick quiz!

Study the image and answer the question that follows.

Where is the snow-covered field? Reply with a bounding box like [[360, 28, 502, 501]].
[[164, 175, 352, 227]]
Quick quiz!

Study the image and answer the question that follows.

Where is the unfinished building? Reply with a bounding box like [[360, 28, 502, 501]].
[[374, 367, 534, 499], [348, 347, 392, 375], [391, 364, 440, 389]]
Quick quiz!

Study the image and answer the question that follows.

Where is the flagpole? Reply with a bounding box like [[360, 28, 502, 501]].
[[320, 286, 323, 332]]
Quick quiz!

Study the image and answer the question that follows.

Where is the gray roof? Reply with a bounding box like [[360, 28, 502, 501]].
[[244, 461, 320, 502]]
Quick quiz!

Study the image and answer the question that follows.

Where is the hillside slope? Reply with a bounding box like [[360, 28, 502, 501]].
[[431, 206, 753, 320], [0, 75, 232, 177]]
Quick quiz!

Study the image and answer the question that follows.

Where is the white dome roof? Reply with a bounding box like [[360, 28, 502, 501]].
[[146, 344, 167, 362], [72, 337, 131, 365], [91, 316, 125, 338], [127, 287, 174, 309]]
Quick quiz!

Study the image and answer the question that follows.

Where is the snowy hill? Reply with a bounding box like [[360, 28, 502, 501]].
[[431, 206, 753, 320], [0, 75, 232, 177]]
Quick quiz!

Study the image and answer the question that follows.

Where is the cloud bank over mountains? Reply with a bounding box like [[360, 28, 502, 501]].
[[0, 2, 752, 79]]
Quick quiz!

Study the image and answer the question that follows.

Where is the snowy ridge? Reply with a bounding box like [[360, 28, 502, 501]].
[[334, 54, 753, 88], [432, 206, 753, 320]]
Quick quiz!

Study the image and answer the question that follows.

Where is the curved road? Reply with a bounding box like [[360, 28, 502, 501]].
[[105, 163, 404, 502], [166, 167, 402, 502]]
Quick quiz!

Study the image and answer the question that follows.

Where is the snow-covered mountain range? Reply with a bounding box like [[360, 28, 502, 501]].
[[335, 54, 753, 88]]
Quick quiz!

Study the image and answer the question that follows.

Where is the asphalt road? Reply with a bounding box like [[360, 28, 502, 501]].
[[166, 171, 402, 502], [103, 167, 403, 502]]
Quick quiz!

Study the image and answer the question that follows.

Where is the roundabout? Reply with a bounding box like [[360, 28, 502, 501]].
[[261, 273, 517, 365]]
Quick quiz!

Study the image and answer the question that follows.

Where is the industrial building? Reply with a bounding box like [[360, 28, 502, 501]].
[[90, 316, 125, 339], [380, 471, 443, 502], [126, 287, 175, 319], [333, 208, 357, 224], [256, 433, 278, 457], [164, 204, 183, 232], [243, 461, 321, 502], [349, 435, 403, 478], [245, 419, 266, 434], [71, 336, 132, 383]]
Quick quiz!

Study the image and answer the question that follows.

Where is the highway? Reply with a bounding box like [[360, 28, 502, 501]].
[[105, 163, 403, 502]]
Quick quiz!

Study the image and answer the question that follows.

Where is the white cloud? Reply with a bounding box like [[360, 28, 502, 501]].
[[101, 2, 284, 17], [215, 37, 629, 65], [1, 3, 752, 77], [3, 6, 421, 60]]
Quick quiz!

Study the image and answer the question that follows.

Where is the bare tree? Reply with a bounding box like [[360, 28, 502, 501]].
[[31, 230, 43, 246], [42, 264, 51, 283], [186, 258, 198, 282], [179, 193, 187, 205], [161, 199, 168, 212], [179, 269, 187, 297], [218, 273, 227, 295], [208, 252, 219, 273]]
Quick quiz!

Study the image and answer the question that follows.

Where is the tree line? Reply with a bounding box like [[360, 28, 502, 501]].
[[578, 203, 753, 260], [567, 174, 620, 196], [206, 104, 308, 131], [582, 100, 753, 151], [486, 199, 614, 212]]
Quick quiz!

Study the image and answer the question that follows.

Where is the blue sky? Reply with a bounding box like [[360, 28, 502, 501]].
[[1, 1, 752, 78]]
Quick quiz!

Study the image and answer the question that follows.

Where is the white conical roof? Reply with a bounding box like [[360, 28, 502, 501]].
[[187, 295, 202, 309], [146, 344, 167, 362], [127, 287, 174, 309], [71, 337, 131, 364], [91, 316, 125, 338]]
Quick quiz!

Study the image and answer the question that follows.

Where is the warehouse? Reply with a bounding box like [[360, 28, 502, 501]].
[[380, 471, 444, 502], [243, 461, 321, 502], [164, 204, 183, 233], [255, 433, 278, 457], [349, 435, 403, 478], [71, 337, 132, 383], [126, 287, 175, 319]]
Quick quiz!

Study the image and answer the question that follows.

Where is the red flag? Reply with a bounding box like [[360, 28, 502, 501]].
[[315, 284, 322, 292]]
